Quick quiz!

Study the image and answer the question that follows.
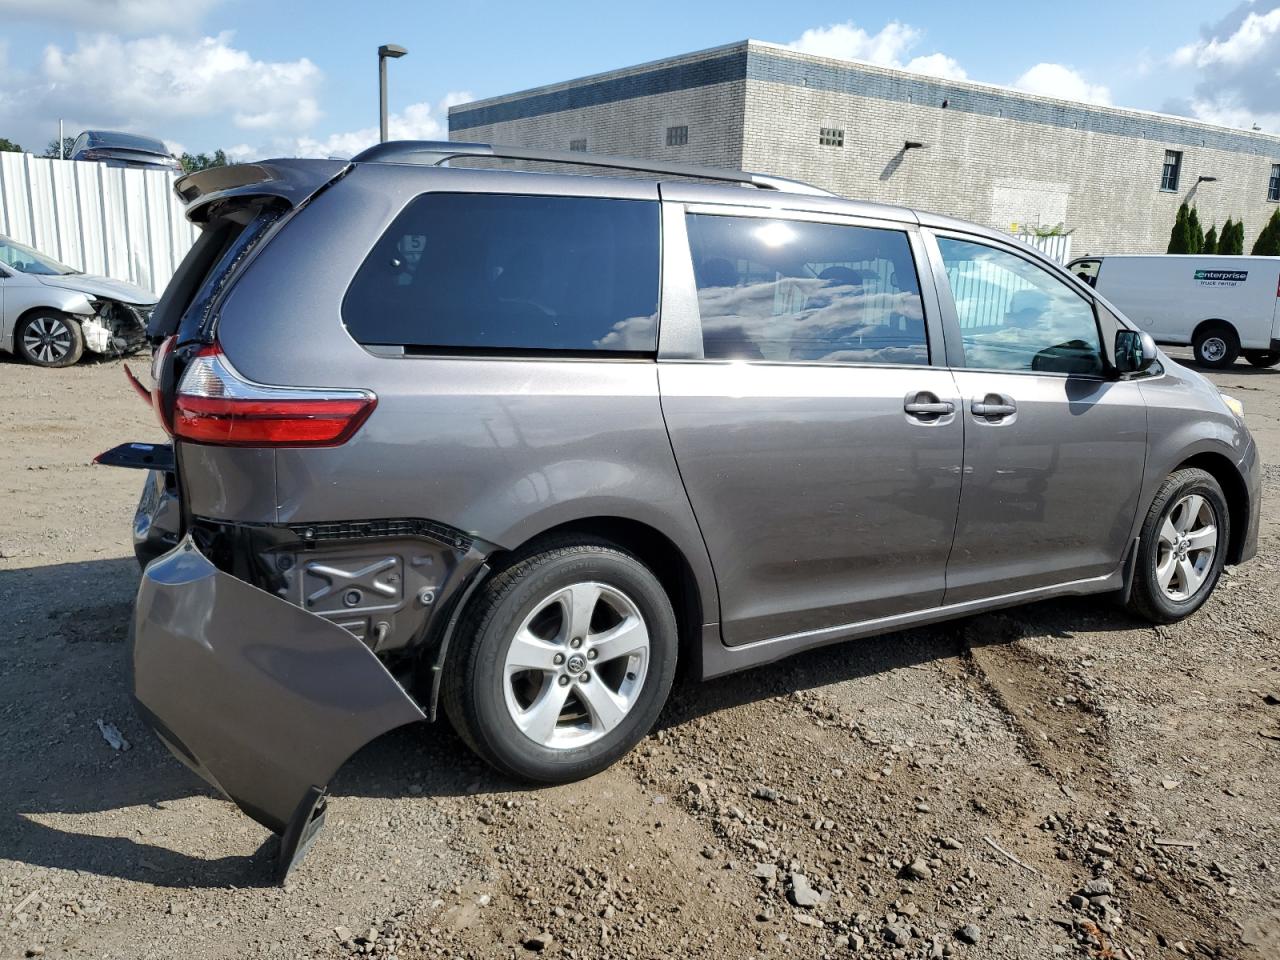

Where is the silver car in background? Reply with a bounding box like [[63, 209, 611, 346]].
[[100, 142, 1260, 878], [0, 236, 156, 366]]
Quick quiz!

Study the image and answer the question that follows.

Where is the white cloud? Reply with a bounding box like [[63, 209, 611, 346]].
[[903, 53, 968, 82], [1172, 6, 1280, 66], [275, 92, 473, 160], [787, 20, 967, 80], [11, 31, 322, 144], [1012, 63, 1112, 105], [1166, 4, 1280, 131], [0, 0, 222, 31]]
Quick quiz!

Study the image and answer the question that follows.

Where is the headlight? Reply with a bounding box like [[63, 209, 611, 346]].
[[1220, 393, 1245, 418]]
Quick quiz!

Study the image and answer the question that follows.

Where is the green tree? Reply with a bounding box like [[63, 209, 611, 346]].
[[1203, 224, 1218, 255], [0, 137, 22, 153], [1252, 208, 1280, 256], [1187, 206, 1204, 254], [1219, 218, 1244, 255], [1167, 203, 1192, 253], [42, 136, 76, 159], [1230, 220, 1244, 255], [179, 149, 229, 173]]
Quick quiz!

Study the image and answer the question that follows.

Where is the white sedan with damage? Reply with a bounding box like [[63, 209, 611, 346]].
[[0, 235, 156, 367]]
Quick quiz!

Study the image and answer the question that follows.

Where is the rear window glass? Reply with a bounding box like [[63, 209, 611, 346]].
[[343, 193, 660, 353], [87, 131, 169, 154], [685, 214, 928, 365]]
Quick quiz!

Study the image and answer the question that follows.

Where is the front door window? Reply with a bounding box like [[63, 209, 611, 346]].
[[937, 238, 1104, 376]]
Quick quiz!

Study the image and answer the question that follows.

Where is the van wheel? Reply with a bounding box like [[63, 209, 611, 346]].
[[1126, 468, 1229, 624], [1243, 350, 1280, 368], [16, 312, 84, 367], [441, 540, 677, 783], [1192, 324, 1239, 369]]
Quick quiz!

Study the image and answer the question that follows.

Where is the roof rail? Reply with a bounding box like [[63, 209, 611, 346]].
[[349, 140, 834, 197]]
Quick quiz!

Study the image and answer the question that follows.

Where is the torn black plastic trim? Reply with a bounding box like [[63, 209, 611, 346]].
[[425, 561, 490, 722], [278, 787, 328, 880], [94, 442, 175, 472]]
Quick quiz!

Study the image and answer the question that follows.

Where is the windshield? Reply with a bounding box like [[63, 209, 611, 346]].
[[0, 238, 78, 275]]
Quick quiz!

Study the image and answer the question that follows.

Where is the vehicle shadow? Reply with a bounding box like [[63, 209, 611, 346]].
[[0, 557, 281, 888], [0, 553, 1149, 889]]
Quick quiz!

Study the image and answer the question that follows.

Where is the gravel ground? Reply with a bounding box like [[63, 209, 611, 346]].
[[1, 349, 1277, 960]]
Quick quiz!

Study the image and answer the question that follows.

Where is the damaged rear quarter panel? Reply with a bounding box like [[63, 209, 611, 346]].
[[132, 536, 425, 835]]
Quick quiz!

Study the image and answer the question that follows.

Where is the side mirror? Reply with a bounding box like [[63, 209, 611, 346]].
[[1114, 329, 1157, 375]]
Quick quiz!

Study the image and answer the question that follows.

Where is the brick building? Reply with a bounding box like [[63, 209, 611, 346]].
[[448, 40, 1280, 256]]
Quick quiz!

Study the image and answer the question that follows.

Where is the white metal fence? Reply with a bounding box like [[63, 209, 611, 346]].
[[0, 153, 196, 296], [1016, 232, 1073, 264]]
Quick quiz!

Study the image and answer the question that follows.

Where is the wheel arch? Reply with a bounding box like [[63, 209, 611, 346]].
[[1174, 451, 1250, 564], [485, 516, 707, 680], [1191, 317, 1237, 344], [422, 513, 712, 721]]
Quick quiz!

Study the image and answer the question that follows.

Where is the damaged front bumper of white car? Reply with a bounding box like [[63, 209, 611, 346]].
[[78, 300, 151, 356]]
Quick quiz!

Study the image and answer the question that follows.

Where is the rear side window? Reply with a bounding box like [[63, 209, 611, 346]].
[[685, 214, 928, 365], [343, 194, 660, 353]]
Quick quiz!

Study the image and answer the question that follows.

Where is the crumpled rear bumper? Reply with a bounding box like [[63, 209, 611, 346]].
[[131, 535, 425, 877]]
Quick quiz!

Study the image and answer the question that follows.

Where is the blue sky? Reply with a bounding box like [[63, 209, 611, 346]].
[[0, 0, 1276, 158]]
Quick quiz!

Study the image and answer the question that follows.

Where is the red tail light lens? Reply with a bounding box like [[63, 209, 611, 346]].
[[173, 345, 376, 447], [150, 335, 176, 436]]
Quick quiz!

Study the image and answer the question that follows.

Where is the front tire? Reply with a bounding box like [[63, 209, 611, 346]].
[[1192, 324, 1239, 369], [1243, 350, 1280, 369], [442, 540, 677, 783], [16, 312, 84, 367], [1127, 468, 1229, 624]]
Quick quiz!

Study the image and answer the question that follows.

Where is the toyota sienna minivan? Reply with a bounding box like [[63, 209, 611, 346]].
[[100, 142, 1260, 876]]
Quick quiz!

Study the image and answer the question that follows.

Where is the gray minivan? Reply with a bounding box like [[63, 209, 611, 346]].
[[102, 142, 1260, 876]]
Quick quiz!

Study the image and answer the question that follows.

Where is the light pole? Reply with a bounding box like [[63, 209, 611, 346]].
[[378, 44, 408, 143]]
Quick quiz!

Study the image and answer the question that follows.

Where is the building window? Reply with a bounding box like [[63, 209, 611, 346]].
[[665, 125, 689, 147], [818, 127, 845, 147], [1160, 150, 1182, 191], [1269, 163, 1280, 202], [568, 139, 587, 153]]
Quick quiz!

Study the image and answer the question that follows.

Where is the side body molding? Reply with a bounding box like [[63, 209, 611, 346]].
[[132, 536, 425, 876]]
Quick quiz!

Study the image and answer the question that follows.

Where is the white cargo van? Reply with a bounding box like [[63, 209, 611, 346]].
[[1067, 255, 1280, 369]]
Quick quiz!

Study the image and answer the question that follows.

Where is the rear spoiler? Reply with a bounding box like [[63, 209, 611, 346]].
[[174, 159, 350, 223]]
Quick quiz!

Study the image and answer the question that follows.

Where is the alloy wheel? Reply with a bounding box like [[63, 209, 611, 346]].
[[1155, 493, 1219, 602], [502, 581, 650, 748], [22, 316, 75, 364]]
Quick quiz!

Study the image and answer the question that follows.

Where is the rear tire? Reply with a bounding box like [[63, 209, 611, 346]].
[[16, 312, 84, 367], [1243, 350, 1280, 369], [442, 539, 677, 783], [1192, 324, 1239, 369], [1126, 468, 1229, 624]]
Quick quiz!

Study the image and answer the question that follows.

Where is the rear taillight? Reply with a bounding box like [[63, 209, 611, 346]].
[[173, 344, 376, 447]]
